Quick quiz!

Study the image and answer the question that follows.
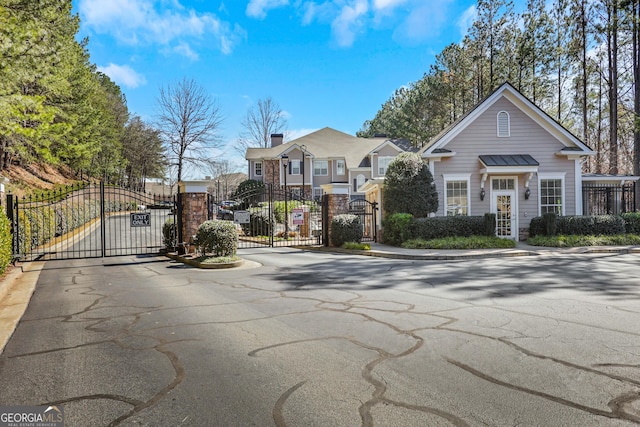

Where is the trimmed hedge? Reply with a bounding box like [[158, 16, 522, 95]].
[[330, 214, 362, 247], [622, 212, 640, 234], [382, 213, 413, 246], [195, 220, 238, 257], [383, 213, 491, 246], [530, 213, 626, 237], [409, 216, 488, 240]]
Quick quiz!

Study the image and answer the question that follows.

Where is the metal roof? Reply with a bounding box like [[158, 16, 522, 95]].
[[479, 154, 539, 167]]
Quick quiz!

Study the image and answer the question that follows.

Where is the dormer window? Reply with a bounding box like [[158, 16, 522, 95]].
[[497, 111, 510, 137]]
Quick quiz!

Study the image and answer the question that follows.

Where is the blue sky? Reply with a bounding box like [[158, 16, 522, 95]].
[[74, 0, 480, 175]]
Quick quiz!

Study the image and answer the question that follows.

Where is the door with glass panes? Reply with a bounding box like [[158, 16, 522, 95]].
[[491, 178, 517, 239]]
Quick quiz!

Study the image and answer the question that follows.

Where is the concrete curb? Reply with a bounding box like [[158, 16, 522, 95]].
[[165, 253, 245, 269], [0, 262, 44, 355], [293, 244, 640, 260]]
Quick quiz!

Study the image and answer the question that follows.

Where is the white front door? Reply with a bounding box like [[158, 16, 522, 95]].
[[492, 190, 517, 239]]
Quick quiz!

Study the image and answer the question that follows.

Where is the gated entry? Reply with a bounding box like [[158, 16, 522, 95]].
[[228, 184, 323, 248], [349, 199, 378, 242], [7, 182, 175, 261]]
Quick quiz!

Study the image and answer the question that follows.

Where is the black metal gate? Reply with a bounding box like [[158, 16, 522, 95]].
[[7, 182, 175, 261], [348, 199, 378, 242], [226, 184, 324, 248]]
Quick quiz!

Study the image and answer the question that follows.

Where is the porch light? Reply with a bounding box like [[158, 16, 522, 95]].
[[480, 188, 485, 201], [524, 187, 531, 200]]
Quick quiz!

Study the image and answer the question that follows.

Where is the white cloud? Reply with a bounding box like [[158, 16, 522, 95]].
[[97, 63, 146, 88], [331, 0, 369, 47], [172, 42, 199, 61], [458, 5, 476, 38], [78, 0, 246, 55], [246, 0, 289, 19], [372, 0, 406, 11]]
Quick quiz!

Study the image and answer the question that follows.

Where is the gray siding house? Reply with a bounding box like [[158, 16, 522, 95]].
[[419, 82, 595, 240]]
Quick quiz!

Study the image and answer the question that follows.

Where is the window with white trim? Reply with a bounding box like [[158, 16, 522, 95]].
[[497, 111, 510, 137], [313, 187, 323, 201], [378, 156, 394, 175], [254, 161, 262, 176], [291, 159, 301, 175], [540, 178, 564, 215], [314, 160, 328, 176], [445, 177, 470, 216], [336, 159, 345, 175]]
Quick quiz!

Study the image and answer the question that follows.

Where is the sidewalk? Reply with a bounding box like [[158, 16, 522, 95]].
[[301, 241, 640, 260]]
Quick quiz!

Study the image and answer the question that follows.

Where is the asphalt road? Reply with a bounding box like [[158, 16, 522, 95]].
[[0, 248, 639, 426]]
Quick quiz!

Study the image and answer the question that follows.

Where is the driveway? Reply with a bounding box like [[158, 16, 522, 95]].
[[0, 248, 638, 426]]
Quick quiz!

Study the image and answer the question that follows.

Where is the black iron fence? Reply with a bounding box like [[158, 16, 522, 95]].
[[7, 182, 175, 261], [582, 182, 637, 216], [225, 184, 324, 248]]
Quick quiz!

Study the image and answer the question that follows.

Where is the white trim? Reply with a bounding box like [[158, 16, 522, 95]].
[[336, 159, 346, 176], [291, 159, 301, 175], [575, 161, 583, 215], [443, 174, 471, 217], [377, 156, 394, 176], [538, 173, 566, 216], [313, 160, 328, 176], [254, 161, 263, 177], [497, 111, 510, 137], [422, 83, 594, 157], [369, 139, 404, 155]]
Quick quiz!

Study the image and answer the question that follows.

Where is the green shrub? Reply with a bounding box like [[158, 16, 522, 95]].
[[542, 212, 557, 236], [531, 214, 626, 236], [330, 214, 362, 247], [528, 234, 640, 247], [195, 220, 238, 257], [622, 212, 640, 234], [382, 213, 413, 246], [163, 218, 177, 250], [383, 153, 438, 217], [409, 216, 486, 240], [483, 213, 496, 236], [0, 210, 13, 273], [402, 236, 517, 249], [342, 241, 371, 250], [241, 211, 274, 236]]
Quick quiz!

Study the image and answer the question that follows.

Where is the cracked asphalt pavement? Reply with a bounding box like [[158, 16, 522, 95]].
[[0, 247, 639, 426]]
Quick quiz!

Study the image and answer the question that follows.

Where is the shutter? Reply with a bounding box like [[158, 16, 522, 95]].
[[353, 179, 357, 191], [288, 162, 292, 174]]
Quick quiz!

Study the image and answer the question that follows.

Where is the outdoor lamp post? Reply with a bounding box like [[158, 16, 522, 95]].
[[281, 154, 289, 239], [300, 144, 306, 199]]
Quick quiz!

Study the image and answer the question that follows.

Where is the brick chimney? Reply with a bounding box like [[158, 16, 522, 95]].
[[271, 133, 283, 147]]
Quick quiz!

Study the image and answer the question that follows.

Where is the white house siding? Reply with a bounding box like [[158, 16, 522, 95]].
[[431, 97, 577, 230]]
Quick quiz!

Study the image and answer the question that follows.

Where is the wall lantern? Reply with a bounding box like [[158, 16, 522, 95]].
[[524, 187, 531, 200], [480, 188, 486, 201]]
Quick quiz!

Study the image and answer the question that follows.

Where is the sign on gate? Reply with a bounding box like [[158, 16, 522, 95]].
[[130, 212, 151, 227], [233, 210, 250, 224], [292, 208, 304, 225]]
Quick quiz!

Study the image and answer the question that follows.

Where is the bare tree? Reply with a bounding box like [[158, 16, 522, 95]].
[[156, 77, 224, 182], [235, 97, 287, 156]]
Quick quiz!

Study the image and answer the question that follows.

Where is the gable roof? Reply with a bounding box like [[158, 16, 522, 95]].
[[420, 82, 595, 157], [246, 127, 386, 169]]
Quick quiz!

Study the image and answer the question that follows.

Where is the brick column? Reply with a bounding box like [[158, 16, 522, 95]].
[[321, 183, 350, 247], [181, 192, 208, 253]]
